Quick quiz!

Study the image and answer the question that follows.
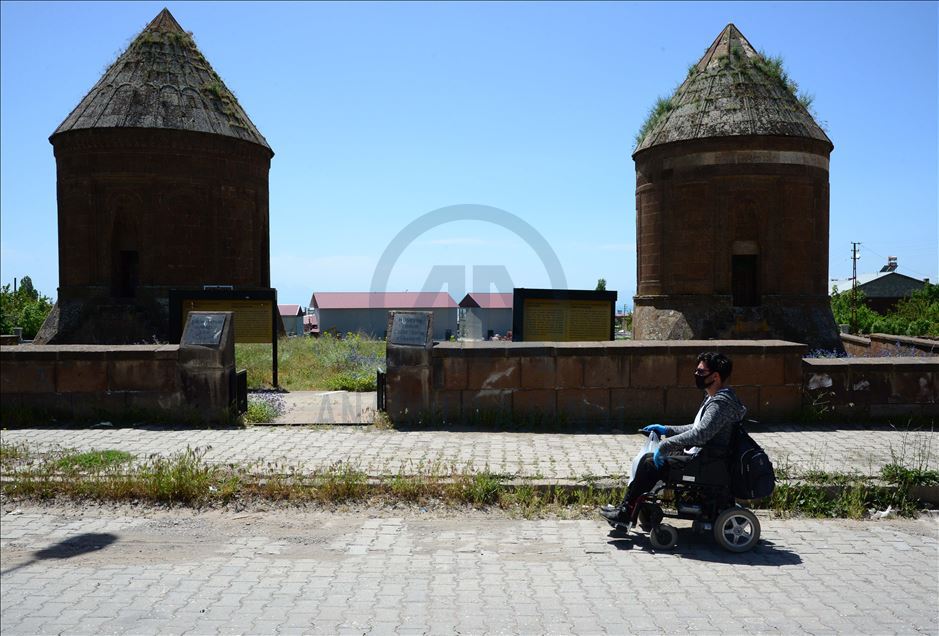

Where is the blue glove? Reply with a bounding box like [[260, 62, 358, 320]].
[[641, 424, 668, 436], [652, 447, 666, 469]]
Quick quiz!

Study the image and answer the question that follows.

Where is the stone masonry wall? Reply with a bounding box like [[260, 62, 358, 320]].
[[803, 357, 938, 420], [1, 343, 235, 424], [839, 333, 939, 358], [386, 340, 806, 425]]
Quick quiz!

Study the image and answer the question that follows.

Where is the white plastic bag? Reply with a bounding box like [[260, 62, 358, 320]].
[[629, 432, 661, 483]]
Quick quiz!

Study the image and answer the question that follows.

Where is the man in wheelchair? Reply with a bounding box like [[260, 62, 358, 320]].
[[600, 351, 746, 526]]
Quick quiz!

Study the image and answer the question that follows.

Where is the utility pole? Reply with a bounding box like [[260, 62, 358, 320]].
[[850, 242, 860, 333]]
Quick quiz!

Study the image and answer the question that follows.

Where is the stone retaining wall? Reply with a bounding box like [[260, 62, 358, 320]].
[[840, 333, 938, 357], [386, 340, 806, 424], [803, 357, 938, 419], [1, 343, 235, 424]]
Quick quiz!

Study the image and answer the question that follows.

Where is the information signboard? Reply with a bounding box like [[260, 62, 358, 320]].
[[169, 288, 280, 386], [512, 288, 617, 341]]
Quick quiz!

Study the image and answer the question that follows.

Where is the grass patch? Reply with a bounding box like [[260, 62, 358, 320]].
[[0, 445, 624, 514], [635, 96, 676, 146], [54, 450, 134, 472], [881, 464, 939, 487], [237, 333, 385, 391], [1, 442, 932, 519], [767, 478, 919, 519]]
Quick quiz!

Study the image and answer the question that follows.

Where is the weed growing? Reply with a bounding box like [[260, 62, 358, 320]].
[[237, 333, 385, 391], [372, 411, 394, 430], [0, 441, 33, 467], [244, 393, 286, 424], [2, 441, 933, 518], [635, 96, 676, 146], [768, 478, 921, 519]]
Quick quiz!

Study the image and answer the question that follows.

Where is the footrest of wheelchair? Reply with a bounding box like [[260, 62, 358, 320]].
[[604, 518, 633, 533]]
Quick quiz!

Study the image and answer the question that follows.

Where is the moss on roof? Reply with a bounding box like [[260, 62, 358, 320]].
[[634, 24, 830, 154], [51, 8, 271, 152]]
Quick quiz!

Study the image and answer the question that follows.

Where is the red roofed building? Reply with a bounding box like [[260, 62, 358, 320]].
[[309, 292, 457, 340], [458, 293, 513, 340], [278, 304, 304, 337]]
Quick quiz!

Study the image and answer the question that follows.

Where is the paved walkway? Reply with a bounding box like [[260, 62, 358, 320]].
[[1, 393, 935, 479], [1, 505, 937, 635], [271, 391, 377, 425]]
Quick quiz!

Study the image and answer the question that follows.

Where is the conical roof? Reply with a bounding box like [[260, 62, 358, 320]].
[[634, 24, 830, 155], [51, 8, 271, 152]]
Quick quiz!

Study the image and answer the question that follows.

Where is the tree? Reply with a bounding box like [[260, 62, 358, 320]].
[[18, 275, 37, 299], [0, 276, 54, 339], [890, 283, 939, 337], [830, 283, 939, 338], [595, 278, 607, 291], [830, 285, 879, 334]]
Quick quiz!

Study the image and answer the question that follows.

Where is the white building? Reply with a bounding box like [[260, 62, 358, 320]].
[[459, 293, 513, 340], [278, 304, 304, 337]]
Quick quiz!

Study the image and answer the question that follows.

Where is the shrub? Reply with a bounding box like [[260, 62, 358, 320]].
[[0, 275, 54, 339]]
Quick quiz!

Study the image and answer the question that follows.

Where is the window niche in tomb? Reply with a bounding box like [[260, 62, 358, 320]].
[[732, 254, 760, 307]]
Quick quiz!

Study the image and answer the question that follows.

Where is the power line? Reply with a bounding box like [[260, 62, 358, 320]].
[[859, 244, 934, 279]]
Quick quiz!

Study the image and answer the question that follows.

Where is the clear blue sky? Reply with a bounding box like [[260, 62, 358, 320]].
[[2, 1, 936, 310]]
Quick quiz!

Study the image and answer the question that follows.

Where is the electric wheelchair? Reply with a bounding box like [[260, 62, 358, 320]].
[[606, 443, 762, 553]]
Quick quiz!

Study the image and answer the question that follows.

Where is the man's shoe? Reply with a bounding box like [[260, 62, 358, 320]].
[[599, 506, 629, 522]]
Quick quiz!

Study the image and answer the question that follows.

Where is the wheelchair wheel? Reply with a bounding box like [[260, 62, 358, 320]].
[[713, 507, 760, 552], [649, 523, 678, 550]]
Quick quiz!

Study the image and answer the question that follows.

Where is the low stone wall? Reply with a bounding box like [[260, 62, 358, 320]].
[[386, 340, 806, 425], [803, 357, 938, 419], [840, 333, 938, 357], [1, 343, 235, 424]]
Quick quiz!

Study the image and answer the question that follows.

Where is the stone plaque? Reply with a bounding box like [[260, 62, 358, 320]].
[[181, 313, 227, 346], [389, 312, 432, 347]]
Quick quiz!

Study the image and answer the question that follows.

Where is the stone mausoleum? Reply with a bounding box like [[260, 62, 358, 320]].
[[37, 8, 273, 344], [632, 24, 842, 351]]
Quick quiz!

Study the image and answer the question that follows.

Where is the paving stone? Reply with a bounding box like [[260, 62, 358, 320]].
[[3, 422, 934, 481], [2, 422, 938, 635]]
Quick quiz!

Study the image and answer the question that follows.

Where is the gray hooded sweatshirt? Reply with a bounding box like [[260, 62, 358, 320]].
[[658, 387, 747, 455]]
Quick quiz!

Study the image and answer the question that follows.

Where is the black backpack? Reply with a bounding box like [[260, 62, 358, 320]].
[[730, 420, 776, 500]]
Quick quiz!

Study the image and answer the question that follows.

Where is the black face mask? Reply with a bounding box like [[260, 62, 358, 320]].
[[695, 372, 714, 390]]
